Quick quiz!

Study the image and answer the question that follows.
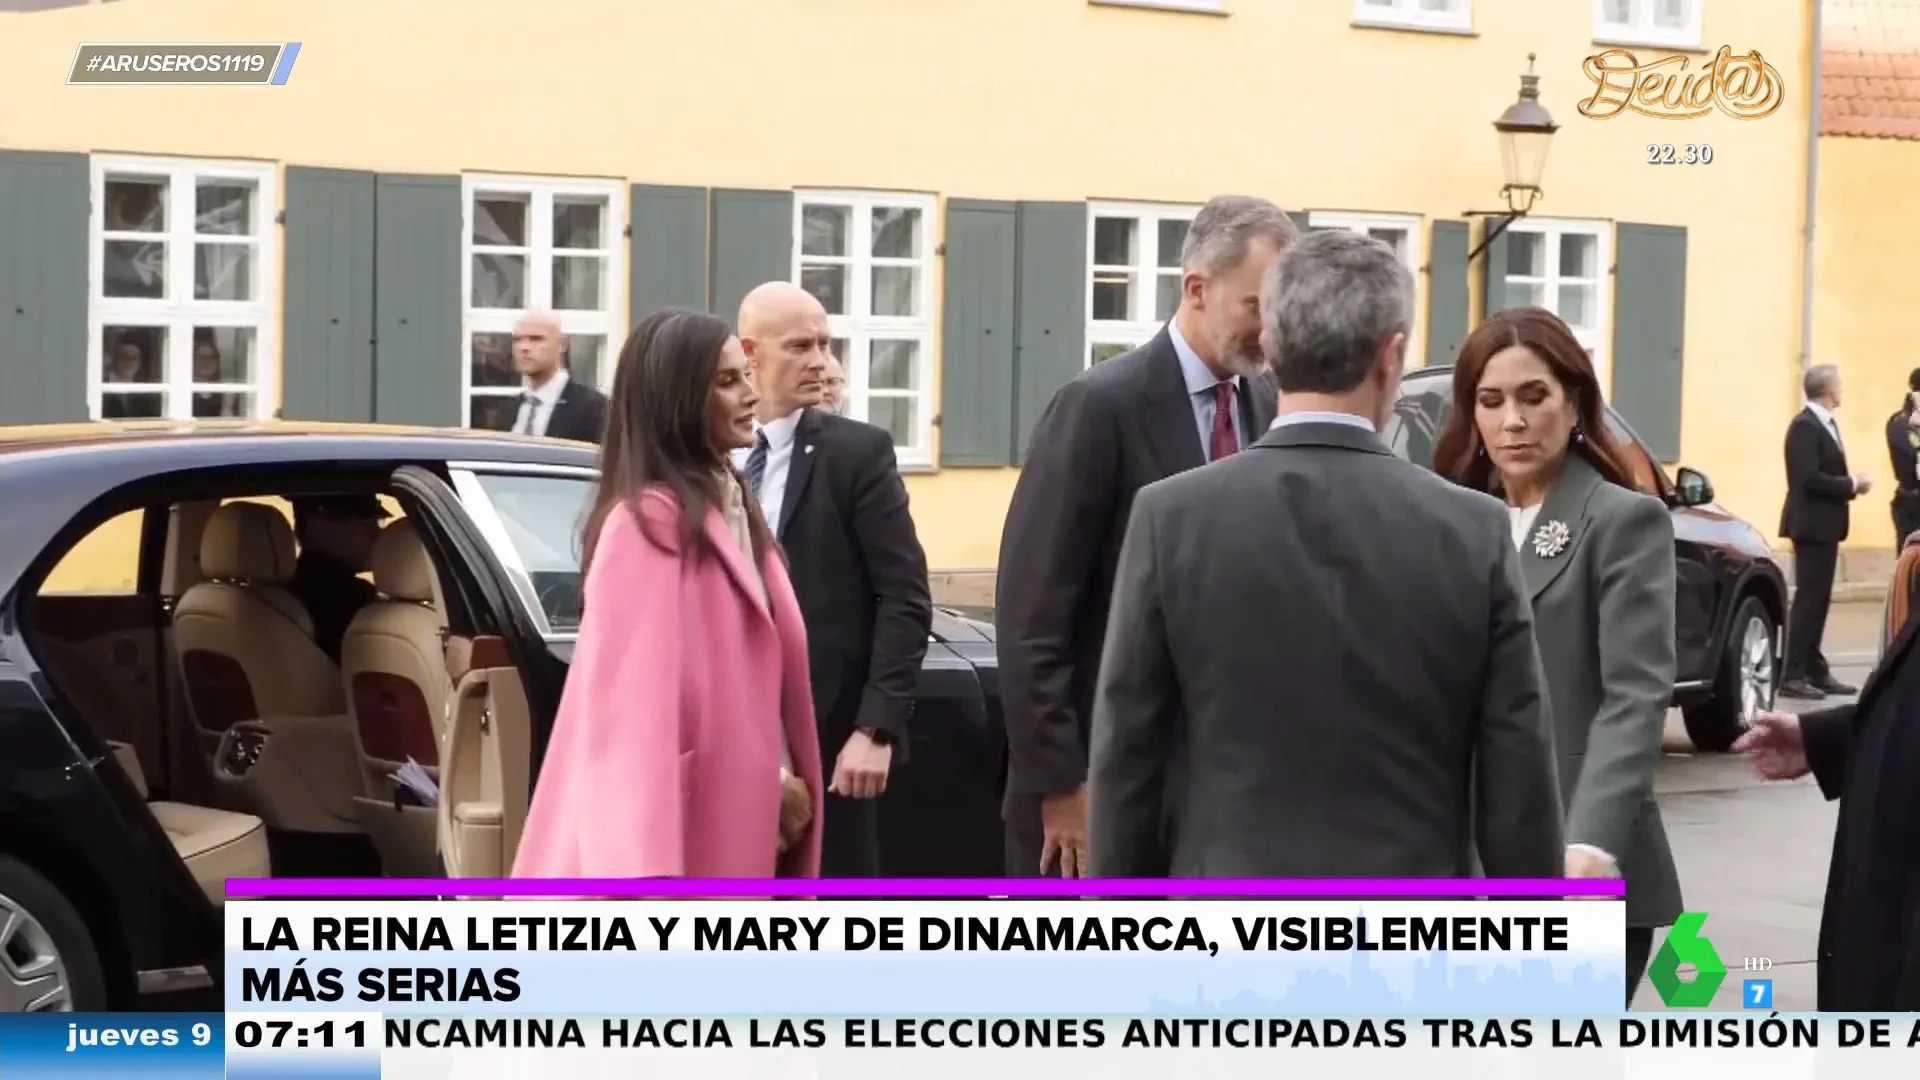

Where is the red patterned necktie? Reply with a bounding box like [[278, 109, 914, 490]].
[[1209, 381, 1238, 461]]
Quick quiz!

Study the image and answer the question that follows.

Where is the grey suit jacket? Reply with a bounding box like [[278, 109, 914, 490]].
[[1516, 453, 1683, 928], [1087, 421, 1565, 879]]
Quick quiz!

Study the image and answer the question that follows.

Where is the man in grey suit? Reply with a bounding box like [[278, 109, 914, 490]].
[[1087, 230, 1565, 879]]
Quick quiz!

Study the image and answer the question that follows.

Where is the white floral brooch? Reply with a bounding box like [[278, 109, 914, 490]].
[[1531, 519, 1572, 559]]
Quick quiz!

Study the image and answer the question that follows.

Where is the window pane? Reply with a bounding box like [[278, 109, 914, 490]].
[[1556, 284, 1597, 329], [472, 253, 527, 308], [563, 334, 607, 389], [469, 394, 520, 432], [1367, 227, 1410, 260], [801, 205, 849, 257], [472, 195, 529, 247], [552, 196, 605, 250], [101, 392, 163, 420], [470, 331, 518, 390], [869, 339, 920, 392], [194, 243, 252, 301], [1156, 219, 1189, 269], [103, 240, 165, 299], [871, 207, 921, 259], [191, 391, 250, 419], [1154, 272, 1182, 321], [872, 266, 918, 317], [1503, 280, 1545, 310], [104, 177, 166, 232], [1507, 232, 1545, 277], [866, 395, 917, 453], [799, 263, 848, 315], [191, 326, 255, 385], [1654, 0, 1684, 27], [553, 255, 604, 311], [1602, 0, 1631, 22], [102, 325, 165, 384], [1090, 341, 1131, 366], [1092, 217, 1137, 266], [1559, 233, 1598, 278], [195, 181, 254, 236], [1091, 271, 1135, 321], [472, 473, 595, 631]]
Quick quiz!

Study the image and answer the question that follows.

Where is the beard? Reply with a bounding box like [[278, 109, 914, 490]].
[[1215, 335, 1269, 379]]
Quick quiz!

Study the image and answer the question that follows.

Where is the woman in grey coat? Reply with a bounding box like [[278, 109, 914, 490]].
[[1433, 306, 1683, 1007]]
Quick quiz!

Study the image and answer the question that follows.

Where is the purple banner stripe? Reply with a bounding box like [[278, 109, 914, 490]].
[[225, 878, 1624, 899]]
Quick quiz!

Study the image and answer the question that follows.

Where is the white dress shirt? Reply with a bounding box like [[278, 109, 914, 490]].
[[510, 370, 570, 436], [1167, 320, 1245, 458], [1269, 410, 1376, 432], [728, 409, 805, 535], [1805, 399, 1844, 453]]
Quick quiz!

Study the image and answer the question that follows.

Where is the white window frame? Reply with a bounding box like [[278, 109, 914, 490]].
[[791, 189, 938, 468], [1352, 0, 1472, 33], [88, 153, 279, 421], [1500, 218, 1614, 392], [460, 173, 626, 428], [1089, 0, 1224, 14], [1085, 200, 1202, 369], [1592, 0, 1703, 50], [1307, 211, 1428, 365]]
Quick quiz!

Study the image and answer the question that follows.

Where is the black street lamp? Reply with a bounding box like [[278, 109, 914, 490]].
[[1467, 53, 1560, 261]]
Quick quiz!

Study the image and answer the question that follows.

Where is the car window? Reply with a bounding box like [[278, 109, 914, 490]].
[[469, 473, 594, 632], [41, 510, 145, 594], [1384, 382, 1664, 493]]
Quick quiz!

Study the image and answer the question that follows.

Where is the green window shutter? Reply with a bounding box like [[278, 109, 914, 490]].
[[1288, 210, 1316, 235], [372, 173, 462, 427], [1478, 218, 1513, 318], [938, 199, 1019, 467], [707, 189, 792, 325], [1426, 219, 1470, 369], [1012, 201, 1088, 463], [0, 151, 88, 424], [629, 184, 709, 322], [282, 167, 376, 421], [1611, 223, 1688, 462]]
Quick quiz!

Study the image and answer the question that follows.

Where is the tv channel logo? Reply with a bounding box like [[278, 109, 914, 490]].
[[1649, 912, 1728, 1007]]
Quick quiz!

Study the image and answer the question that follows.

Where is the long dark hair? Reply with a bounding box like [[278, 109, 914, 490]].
[[1432, 306, 1640, 493], [580, 308, 775, 580]]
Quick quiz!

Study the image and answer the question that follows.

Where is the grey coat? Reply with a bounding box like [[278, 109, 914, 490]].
[[1516, 452, 1683, 928], [1086, 421, 1565, 880]]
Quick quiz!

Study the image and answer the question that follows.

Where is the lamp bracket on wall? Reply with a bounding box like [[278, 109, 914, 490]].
[[1463, 187, 1541, 262]]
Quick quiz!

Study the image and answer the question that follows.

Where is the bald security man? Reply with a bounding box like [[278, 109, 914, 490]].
[[732, 281, 933, 878], [508, 311, 609, 443]]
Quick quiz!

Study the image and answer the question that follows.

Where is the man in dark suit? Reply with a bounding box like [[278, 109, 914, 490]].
[[994, 195, 1295, 878], [1779, 363, 1870, 700], [1088, 230, 1564, 880], [507, 312, 608, 443], [288, 494, 385, 665], [734, 281, 933, 877]]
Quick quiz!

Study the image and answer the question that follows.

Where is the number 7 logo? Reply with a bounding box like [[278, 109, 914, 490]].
[[1744, 979, 1774, 1009]]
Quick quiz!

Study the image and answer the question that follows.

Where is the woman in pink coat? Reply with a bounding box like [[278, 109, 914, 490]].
[[512, 308, 824, 880]]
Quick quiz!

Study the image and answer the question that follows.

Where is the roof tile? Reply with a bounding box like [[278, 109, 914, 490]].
[[1824, 0, 1920, 139]]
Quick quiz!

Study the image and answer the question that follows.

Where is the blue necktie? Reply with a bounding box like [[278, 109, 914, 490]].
[[744, 431, 770, 497]]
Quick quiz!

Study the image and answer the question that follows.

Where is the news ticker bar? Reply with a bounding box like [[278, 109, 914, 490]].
[[5, 1013, 1920, 1080], [66, 43, 303, 86], [222, 876, 1629, 898]]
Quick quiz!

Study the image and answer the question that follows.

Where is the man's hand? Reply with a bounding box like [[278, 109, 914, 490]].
[[1039, 786, 1090, 878], [1734, 711, 1810, 780], [1855, 476, 1874, 495], [778, 770, 812, 853], [829, 729, 892, 799], [1565, 845, 1619, 879]]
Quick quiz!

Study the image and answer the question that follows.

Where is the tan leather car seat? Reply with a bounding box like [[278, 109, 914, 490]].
[[107, 741, 270, 905], [341, 520, 452, 785], [172, 503, 345, 734]]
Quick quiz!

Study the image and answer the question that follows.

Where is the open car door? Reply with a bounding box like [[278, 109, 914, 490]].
[[388, 465, 563, 880]]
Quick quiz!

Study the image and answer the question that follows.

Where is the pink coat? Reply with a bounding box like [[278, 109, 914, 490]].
[[512, 487, 824, 880]]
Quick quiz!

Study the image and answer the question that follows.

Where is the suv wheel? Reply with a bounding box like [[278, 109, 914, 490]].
[[0, 856, 107, 1012], [1682, 597, 1776, 753]]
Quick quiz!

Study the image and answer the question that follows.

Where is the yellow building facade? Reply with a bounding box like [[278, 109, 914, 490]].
[[1, 0, 1819, 598]]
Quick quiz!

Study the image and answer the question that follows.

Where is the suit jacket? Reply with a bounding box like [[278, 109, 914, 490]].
[[995, 328, 1278, 809], [542, 380, 609, 444], [1886, 411, 1919, 494], [774, 408, 932, 751], [1796, 615, 1920, 1009], [1087, 421, 1564, 879], [1517, 453, 1683, 928], [513, 489, 824, 879], [1780, 407, 1855, 543]]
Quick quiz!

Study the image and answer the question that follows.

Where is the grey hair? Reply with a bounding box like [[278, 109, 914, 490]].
[[1180, 195, 1300, 277], [1803, 363, 1840, 401], [1261, 230, 1414, 394]]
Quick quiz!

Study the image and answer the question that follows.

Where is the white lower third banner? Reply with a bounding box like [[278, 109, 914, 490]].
[[220, 899, 1916, 1079]]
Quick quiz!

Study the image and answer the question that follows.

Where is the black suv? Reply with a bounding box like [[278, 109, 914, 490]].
[[1385, 367, 1787, 755]]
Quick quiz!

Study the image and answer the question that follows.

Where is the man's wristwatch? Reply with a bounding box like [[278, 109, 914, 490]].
[[858, 726, 896, 747]]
